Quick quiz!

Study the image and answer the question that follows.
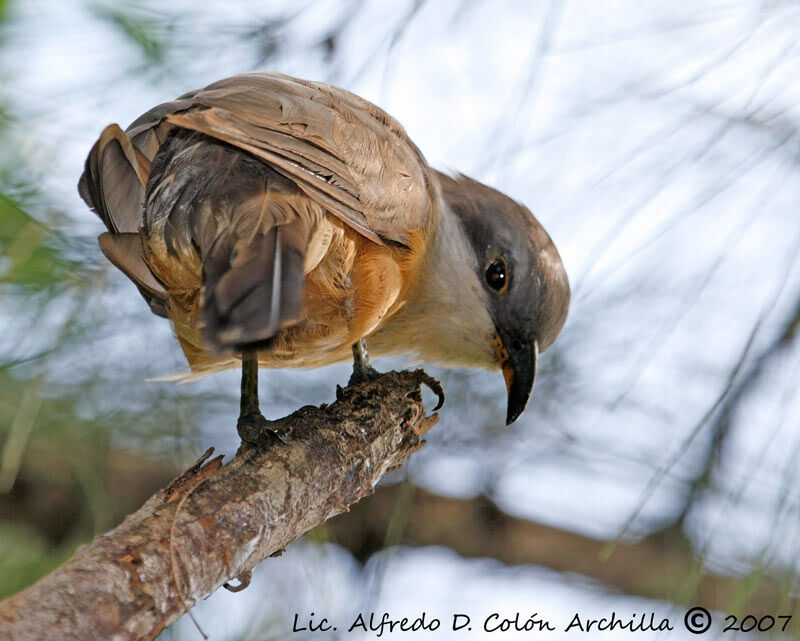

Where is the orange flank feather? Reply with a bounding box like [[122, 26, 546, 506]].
[[156, 209, 428, 376]]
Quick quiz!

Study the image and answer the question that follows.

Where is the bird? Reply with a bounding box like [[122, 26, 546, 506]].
[[78, 72, 569, 442]]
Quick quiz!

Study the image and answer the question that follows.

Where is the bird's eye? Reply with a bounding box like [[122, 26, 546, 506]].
[[484, 256, 509, 293]]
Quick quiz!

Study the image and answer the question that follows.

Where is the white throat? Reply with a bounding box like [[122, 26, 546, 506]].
[[368, 202, 498, 369]]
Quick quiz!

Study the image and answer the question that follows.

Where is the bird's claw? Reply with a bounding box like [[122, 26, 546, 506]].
[[347, 363, 445, 413], [409, 369, 445, 411], [223, 569, 252, 593], [237, 411, 287, 447]]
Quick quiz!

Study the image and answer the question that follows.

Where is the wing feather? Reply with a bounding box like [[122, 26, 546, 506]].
[[126, 72, 438, 246]]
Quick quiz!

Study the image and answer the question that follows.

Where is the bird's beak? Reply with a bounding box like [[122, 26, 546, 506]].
[[493, 335, 539, 426]]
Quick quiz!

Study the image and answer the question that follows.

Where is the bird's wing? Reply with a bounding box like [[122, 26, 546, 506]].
[[125, 72, 438, 247], [78, 72, 438, 348], [78, 124, 170, 316]]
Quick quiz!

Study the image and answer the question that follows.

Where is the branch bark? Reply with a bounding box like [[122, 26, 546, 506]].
[[0, 370, 440, 641]]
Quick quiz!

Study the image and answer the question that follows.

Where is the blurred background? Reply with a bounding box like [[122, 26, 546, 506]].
[[2, 0, 800, 638]]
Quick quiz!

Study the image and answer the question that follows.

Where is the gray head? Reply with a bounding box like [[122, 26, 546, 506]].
[[437, 172, 570, 424]]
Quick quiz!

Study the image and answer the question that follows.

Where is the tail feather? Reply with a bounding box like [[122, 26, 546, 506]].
[[202, 207, 308, 350], [145, 128, 316, 351]]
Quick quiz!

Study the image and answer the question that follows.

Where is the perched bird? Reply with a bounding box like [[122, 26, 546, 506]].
[[78, 72, 569, 441]]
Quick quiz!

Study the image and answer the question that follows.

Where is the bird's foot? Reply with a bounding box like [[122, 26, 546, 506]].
[[349, 338, 382, 385], [407, 368, 446, 411], [237, 411, 288, 447], [348, 360, 382, 385]]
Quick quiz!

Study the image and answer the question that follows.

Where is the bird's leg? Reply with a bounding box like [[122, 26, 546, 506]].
[[237, 351, 284, 446], [344, 339, 445, 411], [348, 338, 381, 385]]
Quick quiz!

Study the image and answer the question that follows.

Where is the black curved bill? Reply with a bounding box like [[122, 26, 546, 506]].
[[495, 337, 539, 426]]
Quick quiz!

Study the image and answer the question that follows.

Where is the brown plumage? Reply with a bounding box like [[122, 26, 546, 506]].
[[79, 72, 570, 430]]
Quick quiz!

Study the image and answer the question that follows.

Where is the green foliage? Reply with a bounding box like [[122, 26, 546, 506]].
[[93, 4, 169, 64], [0, 523, 74, 600], [0, 193, 88, 294]]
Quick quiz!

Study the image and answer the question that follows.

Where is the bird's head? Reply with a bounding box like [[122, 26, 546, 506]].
[[437, 172, 570, 425]]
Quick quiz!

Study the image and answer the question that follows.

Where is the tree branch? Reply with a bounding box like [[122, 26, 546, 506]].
[[0, 370, 441, 641], [327, 485, 797, 617]]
